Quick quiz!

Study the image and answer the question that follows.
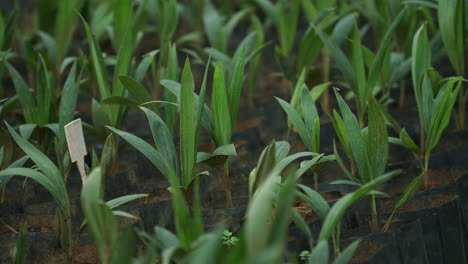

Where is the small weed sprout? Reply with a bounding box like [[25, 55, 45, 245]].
[[222, 230, 239, 247]]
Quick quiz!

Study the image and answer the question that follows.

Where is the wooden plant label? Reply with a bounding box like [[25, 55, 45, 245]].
[[64, 119, 87, 183]]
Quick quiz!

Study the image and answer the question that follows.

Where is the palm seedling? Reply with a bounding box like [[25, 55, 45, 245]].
[[0, 60, 81, 193], [382, 25, 463, 229], [0, 122, 74, 262], [79, 2, 138, 142], [248, 141, 396, 262], [203, 0, 251, 54], [0, 9, 17, 97], [4, 55, 55, 142], [201, 10, 269, 108], [4, 58, 82, 178], [109, 59, 214, 249], [437, 0, 467, 129], [162, 54, 246, 208], [331, 90, 401, 232], [314, 9, 406, 126], [80, 167, 141, 264], [277, 84, 334, 191], [253, 0, 334, 82], [295, 168, 397, 263], [0, 123, 145, 263], [80, 140, 389, 263], [402, 24, 462, 188]]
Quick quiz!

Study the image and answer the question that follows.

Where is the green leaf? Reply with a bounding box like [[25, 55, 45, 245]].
[[196, 144, 236, 166], [276, 97, 310, 148], [227, 49, 245, 128], [106, 126, 173, 178], [4, 122, 68, 214], [291, 209, 312, 243], [135, 50, 159, 83], [58, 62, 80, 149], [195, 58, 212, 148], [297, 184, 330, 220], [367, 98, 388, 179], [4, 61, 36, 123], [400, 128, 420, 153], [56, 0, 83, 63], [245, 174, 276, 256], [180, 59, 196, 188], [350, 23, 367, 113], [333, 239, 361, 264], [211, 63, 232, 146], [101, 96, 140, 108], [308, 241, 329, 264], [0, 156, 29, 189], [318, 170, 400, 241], [0, 167, 69, 216], [301, 86, 320, 152], [314, 25, 356, 94], [140, 107, 179, 176], [334, 90, 370, 182], [367, 9, 406, 90], [119, 76, 152, 103], [426, 79, 461, 157], [109, 226, 136, 264], [81, 167, 119, 262], [411, 24, 431, 122], [438, 0, 465, 75], [79, 13, 111, 100], [395, 173, 423, 211]]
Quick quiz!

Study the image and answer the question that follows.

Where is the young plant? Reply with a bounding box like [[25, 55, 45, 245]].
[[314, 9, 405, 125], [438, 0, 467, 129], [203, 0, 251, 54], [277, 85, 334, 190], [331, 91, 401, 232], [79, 9, 136, 142], [0, 122, 74, 262], [385, 25, 462, 217], [254, 0, 333, 81], [117, 141, 377, 263], [248, 141, 322, 198], [0, 9, 17, 97], [10, 223, 27, 264], [5, 55, 55, 141], [4, 58, 82, 177], [0, 122, 145, 263], [81, 167, 139, 264], [108, 59, 211, 248], [295, 170, 397, 263], [162, 54, 247, 208], [222, 230, 239, 248], [411, 24, 461, 186]]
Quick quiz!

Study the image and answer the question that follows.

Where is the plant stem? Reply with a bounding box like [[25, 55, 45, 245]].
[[370, 195, 378, 232], [221, 161, 233, 208], [398, 80, 406, 110], [333, 224, 341, 257], [321, 48, 331, 113], [65, 214, 73, 264], [313, 170, 318, 191], [456, 91, 467, 130], [423, 156, 429, 189]]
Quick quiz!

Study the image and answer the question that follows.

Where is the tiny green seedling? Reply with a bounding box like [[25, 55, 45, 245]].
[[64, 119, 87, 183], [222, 230, 239, 248]]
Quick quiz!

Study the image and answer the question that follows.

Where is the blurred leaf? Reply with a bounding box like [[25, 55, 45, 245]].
[[308, 241, 329, 264]]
